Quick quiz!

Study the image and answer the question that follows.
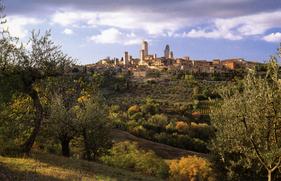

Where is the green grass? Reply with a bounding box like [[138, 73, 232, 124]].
[[0, 152, 163, 181]]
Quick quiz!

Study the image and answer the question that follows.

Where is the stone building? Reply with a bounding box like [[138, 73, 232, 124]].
[[164, 45, 170, 59]]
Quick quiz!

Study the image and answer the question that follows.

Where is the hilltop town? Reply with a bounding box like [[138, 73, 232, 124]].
[[88, 40, 261, 76]]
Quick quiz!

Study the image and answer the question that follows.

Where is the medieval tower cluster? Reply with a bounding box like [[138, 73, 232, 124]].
[[96, 39, 259, 74], [138, 40, 174, 65]]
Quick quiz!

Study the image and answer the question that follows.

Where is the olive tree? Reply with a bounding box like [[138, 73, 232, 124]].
[[0, 28, 73, 154], [211, 45, 281, 181], [48, 95, 78, 157], [76, 95, 112, 160]]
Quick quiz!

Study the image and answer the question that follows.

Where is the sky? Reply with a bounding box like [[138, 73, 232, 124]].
[[2, 0, 281, 64]]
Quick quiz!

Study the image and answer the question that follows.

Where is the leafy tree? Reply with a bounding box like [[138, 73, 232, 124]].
[[0, 1, 73, 154], [211, 47, 281, 181], [76, 95, 111, 160], [0, 29, 73, 154], [48, 95, 78, 157], [43, 75, 110, 158]]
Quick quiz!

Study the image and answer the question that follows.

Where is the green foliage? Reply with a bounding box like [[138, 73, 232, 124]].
[[101, 141, 169, 178], [0, 26, 74, 154], [146, 70, 161, 78], [140, 97, 159, 115], [147, 114, 168, 128], [0, 95, 34, 155], [76, 96, 112, 160], [211, 58, 281, 180]]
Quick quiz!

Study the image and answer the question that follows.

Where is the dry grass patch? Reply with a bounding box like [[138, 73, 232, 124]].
[[0, 152, 162, 181]]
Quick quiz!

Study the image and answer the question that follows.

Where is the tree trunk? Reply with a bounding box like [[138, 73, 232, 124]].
[[60, 137, 71, 157], [21, 88, 43, 154], [268, 170, 272, 181]]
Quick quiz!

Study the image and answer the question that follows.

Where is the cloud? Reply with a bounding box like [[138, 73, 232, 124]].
[[90, 28, 122, 44], [6, 0, 281, 43], [90, 28, 142, 45], [182, 29, 242, 40], [181, 10, 281, 41], [5, 16, 42, 38], [6, 0, 279, 20], [52, 11, 97, 27], [51, 10, 189, 36], [63, 28, 74, 35], [263, 32, 281, 42]]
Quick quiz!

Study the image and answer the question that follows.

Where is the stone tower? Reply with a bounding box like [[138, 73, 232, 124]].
[[169, 51, 174, 59], [140, 49, 145, 65], [142, 41, 148, 57], [124, 51, 129, 65], [164, 45, 170, 59]]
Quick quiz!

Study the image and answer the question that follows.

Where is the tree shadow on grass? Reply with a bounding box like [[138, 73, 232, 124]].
[[0, 164, 63, 181], [32, 152, 161, 181]]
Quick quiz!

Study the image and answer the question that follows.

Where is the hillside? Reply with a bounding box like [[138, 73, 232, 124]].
[[0, 153, 161, 181]]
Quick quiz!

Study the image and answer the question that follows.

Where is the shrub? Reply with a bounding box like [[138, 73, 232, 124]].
[[140, 98, 159, 115], [166, 122, 176, 132], [169, 156, 216, 181], [175, 121, 189, 133], [190, 122, 213, 141], [148, 114, 168, 128], [154, 132, 169, 144], [128, 105, 141, 116], [101, 141, 169, 178], [130, 112, 143, 121], [112, 119, 127, 130]]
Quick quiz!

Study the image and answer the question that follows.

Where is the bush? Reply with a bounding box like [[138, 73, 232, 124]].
[[101, 141, 169, 178], [112, 119, 127, 130], [175, 121, 189, 133], [140, 98, 159, 115], [190, 122, 213, 141], [128, 105, 141, 116], [148, 114, 168, 128], [130, 112, 143, 121], [169, 156, 216, 181]]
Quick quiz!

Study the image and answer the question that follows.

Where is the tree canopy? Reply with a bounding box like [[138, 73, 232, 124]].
[[211, 48, 281, 181]]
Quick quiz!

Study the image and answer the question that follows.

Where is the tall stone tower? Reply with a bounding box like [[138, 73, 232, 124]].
[[142, 41, 148, 57], [169, 51, 174, 59], [140, 49, 145, 65], [124, 51, 129, 65], [164, 45, 170, 59]]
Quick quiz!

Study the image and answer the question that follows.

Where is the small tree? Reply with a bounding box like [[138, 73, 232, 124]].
[[76, 95, 111, 160], [48, 95, 77, 157], [211, 45, 281, 181]]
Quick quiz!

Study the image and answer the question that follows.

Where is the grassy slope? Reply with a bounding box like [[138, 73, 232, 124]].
[[0, 152, 162, 181]]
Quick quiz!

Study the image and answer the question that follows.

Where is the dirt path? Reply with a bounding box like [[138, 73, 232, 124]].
[[111, 129, 208, 160]]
